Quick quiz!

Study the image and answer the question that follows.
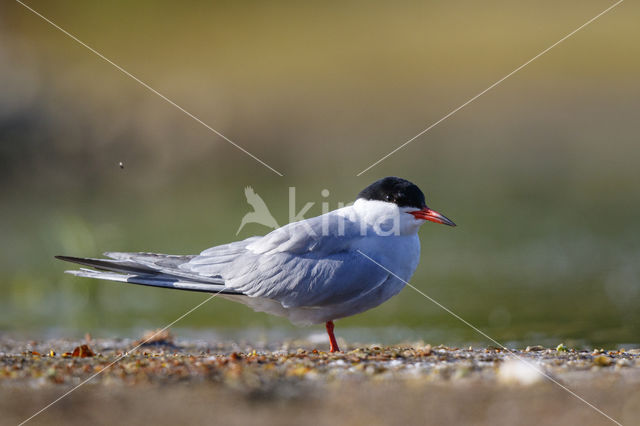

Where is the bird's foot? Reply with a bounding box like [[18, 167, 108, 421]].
[[325, 320, 340, 352]]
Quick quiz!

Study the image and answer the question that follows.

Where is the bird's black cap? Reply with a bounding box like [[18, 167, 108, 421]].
[[357, 177, 426, 209]]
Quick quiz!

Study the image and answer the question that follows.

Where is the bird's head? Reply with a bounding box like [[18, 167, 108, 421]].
[[355, 176, 455, 235]]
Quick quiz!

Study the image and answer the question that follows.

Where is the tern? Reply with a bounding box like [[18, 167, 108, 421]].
[[57, 177, 455, 352]]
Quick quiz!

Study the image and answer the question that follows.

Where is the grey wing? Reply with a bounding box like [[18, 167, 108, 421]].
[[183, 211, 390, 308], [182, 236, 262, 276], [58, 237, 264, 292], [221, 250, 391, 308], [101, 236, 264, 282]]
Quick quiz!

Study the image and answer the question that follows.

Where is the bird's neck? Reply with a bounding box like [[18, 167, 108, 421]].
[[351, 199, 421, 237]]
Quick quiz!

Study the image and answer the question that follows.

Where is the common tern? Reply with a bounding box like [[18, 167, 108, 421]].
[[57, 177, 455, 352]]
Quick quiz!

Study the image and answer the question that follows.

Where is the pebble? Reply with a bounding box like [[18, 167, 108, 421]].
[[1, 337, 638, 390]]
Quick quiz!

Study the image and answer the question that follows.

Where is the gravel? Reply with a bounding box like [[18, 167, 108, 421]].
[[1, 333, 639, 425]]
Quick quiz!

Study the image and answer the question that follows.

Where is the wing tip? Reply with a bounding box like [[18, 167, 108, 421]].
[[56, 255, 80, 262]]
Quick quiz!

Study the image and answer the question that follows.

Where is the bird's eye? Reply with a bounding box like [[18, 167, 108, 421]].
[[385, 194, 392, 201]]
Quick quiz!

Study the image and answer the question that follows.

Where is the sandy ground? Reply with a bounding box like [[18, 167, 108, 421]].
[[1, 334, 639, 426]]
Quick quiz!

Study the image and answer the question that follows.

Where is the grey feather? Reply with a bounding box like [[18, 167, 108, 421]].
[[56, 254, 224, 284], [66, 268, 239, 294]]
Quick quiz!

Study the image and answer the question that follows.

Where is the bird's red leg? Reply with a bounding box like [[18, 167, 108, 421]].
[[325, 320, 340, 352]]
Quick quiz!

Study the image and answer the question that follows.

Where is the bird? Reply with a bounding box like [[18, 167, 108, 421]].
[[56, 177, 456, 352], [236, 186, 280, 235]]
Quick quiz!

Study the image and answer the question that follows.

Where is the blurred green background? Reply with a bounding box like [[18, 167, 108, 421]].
[[1, 0, 638, 348]]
